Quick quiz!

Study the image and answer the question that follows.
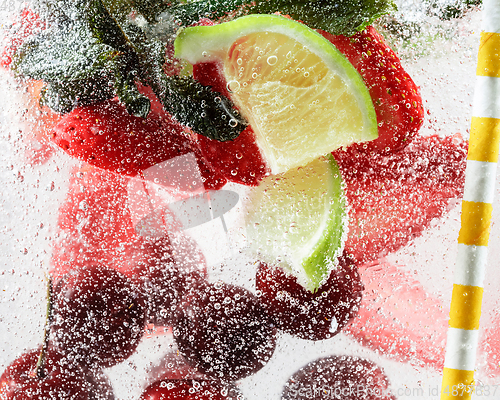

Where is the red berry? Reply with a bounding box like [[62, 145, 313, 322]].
[[125, 235, 208, 326], [281, 355, 396, 400], [51, 265, 147, 368], [335, 134, 467, 265], [255, 253, 363, 341], [50, 98, 226, 190], [193, 126, 269, 186], [192, 63, 269, 186], [0, 348, 113, 400], [321, 26, 424, 154], [139, 379, 241, 400], [51, 166, 208, 326], [173, 281, 277, 381]]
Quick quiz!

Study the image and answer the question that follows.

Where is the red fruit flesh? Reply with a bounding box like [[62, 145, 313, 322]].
[[0, 348, 111, 400], [173, 281, 277, 381], [321, 26, 424, 154], [281, 355, 396, 400], [51, 265, 147, 368], [255, 253, 363, 341], [51, 98, 227, 190], [345, 260, 447, 369], [334, 134, 467, 265], [193, 125, 268, 186]]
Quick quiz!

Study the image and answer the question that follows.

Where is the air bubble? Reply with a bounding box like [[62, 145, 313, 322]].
[[227, 80, 240, 93], [267, 55, 278, 65], [237, 58, 243, 65], [252, 72, 258, 79], [229, 119, 238, 128]]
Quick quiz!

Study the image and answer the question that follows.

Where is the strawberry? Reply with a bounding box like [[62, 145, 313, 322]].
[[320, 26, 425, 154], [1, 7, 45, 69], [334, 134, 467, 265], [51, 166, 208, 325], [51, 97, 227, 190], [192, 63, 269, 186], [345, 259, 447, 369], [190, 25, 424, 187]]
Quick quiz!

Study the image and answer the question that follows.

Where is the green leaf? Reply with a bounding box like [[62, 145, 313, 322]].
[[159, 75, 247, 141], [170, 0, 397, 36]]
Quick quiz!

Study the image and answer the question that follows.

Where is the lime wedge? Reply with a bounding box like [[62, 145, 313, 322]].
[[244, 154, 346, 291], [175, 14, 378, 174]]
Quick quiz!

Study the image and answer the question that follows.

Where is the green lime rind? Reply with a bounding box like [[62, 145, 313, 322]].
[[244, 154, 347, 293], [174, 14, 378, 142], [301, 154, 346, 292]]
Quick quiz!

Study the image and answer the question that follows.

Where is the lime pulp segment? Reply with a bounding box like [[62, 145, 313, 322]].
[[174, 15, 378, 174], [244, 154, 347, 292]]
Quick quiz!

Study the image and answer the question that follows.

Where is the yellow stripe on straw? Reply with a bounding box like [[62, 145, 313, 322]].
[[441, 0, 500, 398], [477, 32, 500, 77], [448, 284, 484, 330], [441, 368, 475, 400], [457, 201, 493, 246], [468, 117, 500, 162]]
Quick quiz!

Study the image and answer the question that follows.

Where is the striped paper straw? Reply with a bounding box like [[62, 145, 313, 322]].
[[441, 1, 500, 398]]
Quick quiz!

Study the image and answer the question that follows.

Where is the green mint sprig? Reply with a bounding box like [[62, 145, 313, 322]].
[[168, 0, 397, 36], [14, 0, 246, 140]]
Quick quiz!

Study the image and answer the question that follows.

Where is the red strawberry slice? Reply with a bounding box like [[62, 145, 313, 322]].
[[51, 166, 207, 325], [190, 25, 424, 186], [345, 259, 448, 369], [334, 134, 467, 265], [320, 26, 424, 154], [51, 98, 227, 190]]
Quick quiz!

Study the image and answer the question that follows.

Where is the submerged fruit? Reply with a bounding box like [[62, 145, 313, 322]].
[[244, 154, 346, 291], [175, 14, 377, 174], [51, 265, 147, 368], [282, 355, 396, 400], [173, 281, 277, 381], [322, 26, 424, 154], [256, 252, 363, 340]]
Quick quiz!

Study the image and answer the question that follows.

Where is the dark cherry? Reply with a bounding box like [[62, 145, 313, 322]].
[[282, 355, 396, 400], [122, 234, 208, 327], [139, 378, 242, 400], [173, 281, 277, 381], [51, 265, 147, 368], [144, 351, 243, 400], [255, 252, 363, 341], [0, 348, 115, 399]]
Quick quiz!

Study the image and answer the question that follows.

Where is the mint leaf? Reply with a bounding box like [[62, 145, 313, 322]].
[[250, 0, 397, 35], [170, 0, 396, 36], [13, 23, 117, 113], [13, 0, 247, 139]]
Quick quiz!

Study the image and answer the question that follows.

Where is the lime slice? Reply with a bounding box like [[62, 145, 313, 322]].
[[175, 14, 378, 174], [244, 154, 346, 292]]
